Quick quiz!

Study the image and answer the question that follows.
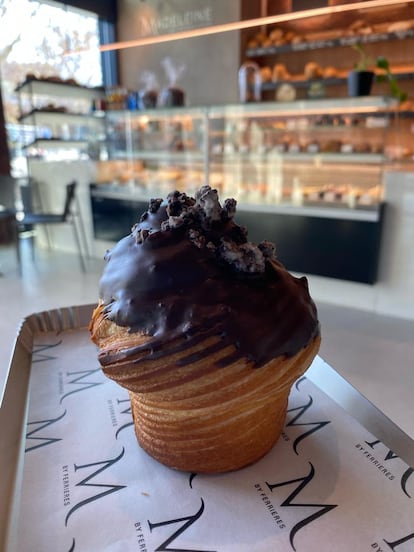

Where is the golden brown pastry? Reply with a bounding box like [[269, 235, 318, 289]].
[[323, 66, 338, 79], [304, 62, 323, 79], [353, 142, 371, 153], [388, 21, 413, 32], [262, 38, 273, 48], [90, 186, 320, 473], [269, 28, 284, 43], [260, 66, 273, 83], [272, 63, 290, 82], [346, 19, 365, 35], [322, 139, 342, 152], [291, 34, 305, 44], [247, 38, 259, 49], [253, 30, 268, 46]]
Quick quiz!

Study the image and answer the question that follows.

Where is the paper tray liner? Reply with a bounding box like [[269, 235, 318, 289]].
[[4, 305, 414, 551]]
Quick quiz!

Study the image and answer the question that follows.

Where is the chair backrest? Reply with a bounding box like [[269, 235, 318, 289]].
[[20, 184, 33, 213], [0, 175, 17, 211], [63, 181, 77, 219]]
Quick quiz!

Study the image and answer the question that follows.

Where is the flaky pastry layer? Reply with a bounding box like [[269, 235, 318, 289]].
[[90, 302, 321, 472]]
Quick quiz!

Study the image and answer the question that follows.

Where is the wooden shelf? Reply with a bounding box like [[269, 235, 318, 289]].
[[246, 29, 414, 58], [260, 70, 414, 92]]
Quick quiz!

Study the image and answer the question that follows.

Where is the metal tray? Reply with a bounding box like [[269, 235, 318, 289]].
[[1, 304, 413, 552]]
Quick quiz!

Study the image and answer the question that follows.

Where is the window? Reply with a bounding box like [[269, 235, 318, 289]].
[[0, 0, 103, 175]]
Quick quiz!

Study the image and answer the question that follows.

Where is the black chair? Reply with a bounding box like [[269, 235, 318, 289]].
[[0, 176, 20, 273], [18, 180, 88, 271]]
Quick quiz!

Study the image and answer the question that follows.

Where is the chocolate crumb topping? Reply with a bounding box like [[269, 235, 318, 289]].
[[98, 186, 319, 367]]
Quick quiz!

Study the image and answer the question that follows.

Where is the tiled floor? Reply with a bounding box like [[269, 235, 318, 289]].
[[1, 241, 414, 441]]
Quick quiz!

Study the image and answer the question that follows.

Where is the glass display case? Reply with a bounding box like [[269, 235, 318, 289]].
[[208, 97, 397, 218], [90, 96, 397, 284], [98, 107, 208, 196], [93, 96, 396, 218]]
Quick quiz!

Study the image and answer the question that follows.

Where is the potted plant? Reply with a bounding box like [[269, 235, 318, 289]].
[[348, 44, 407, 101], [376, 56, 407, 102], [347, 44, 375, 97]]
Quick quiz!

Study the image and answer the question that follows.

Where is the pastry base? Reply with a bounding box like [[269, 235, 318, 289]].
[[126, 336, 320, 473]]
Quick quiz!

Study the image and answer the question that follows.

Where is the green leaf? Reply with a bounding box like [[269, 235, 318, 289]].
[[376, 57, 389, 70]]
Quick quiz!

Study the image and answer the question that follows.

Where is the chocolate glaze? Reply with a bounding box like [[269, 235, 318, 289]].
[[98, 187, 319, 368]]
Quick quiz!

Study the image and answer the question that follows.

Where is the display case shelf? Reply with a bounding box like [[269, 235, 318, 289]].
[[15, 77, 104, 101], [209, 152, 387, 164], [259, 69, 414, 92], [18, 109, 104, 124], [23, 138, 91, 150], [106, 150, 205, 162], [236, 201, 380, 222], [208, 96, 397, 117], [246, 28, 414, 58], [15, 78, 106, 169], [90, 183, 379, 223]]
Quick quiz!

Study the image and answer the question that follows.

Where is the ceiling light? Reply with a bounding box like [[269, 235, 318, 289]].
[[97, 0, 413, 53]]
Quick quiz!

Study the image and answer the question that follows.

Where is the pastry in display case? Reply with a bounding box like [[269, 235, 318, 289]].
[[97, 107, 207, 200], [207, 97, 394, 213], [91, 97, 395, 215], [242, 0, 414, 109]]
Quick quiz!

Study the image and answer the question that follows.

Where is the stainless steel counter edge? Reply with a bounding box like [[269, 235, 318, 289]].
[[90, 187, 380, 222], [306, 358, 414, 469], [0, 303, 95, 552]]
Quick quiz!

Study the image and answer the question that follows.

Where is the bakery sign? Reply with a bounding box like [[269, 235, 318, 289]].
[[134, 1, 213, 38]]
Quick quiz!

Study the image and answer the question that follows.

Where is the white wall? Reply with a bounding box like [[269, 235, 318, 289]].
[[116, 0, 241, 107], [376, 170, 414, 319]]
